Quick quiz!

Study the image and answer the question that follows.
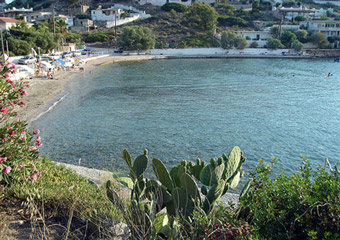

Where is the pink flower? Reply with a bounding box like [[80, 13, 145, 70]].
[[9, 102, 14, 106], [30, 146, 37, 151], [3, 167, 11, 173], [36, 136, 42, 147], [32, 166, 36, 171], [2, 138, 7, 142], [11, 63, 15, 68], [10, 131, 15, 136], [30, 174, 37, 182], [5, 73, 10, 77], [0, 157, 7, 163], [1, 108, 8, 114], [6, 79, 11, 83], [18, 164, 25, 169]]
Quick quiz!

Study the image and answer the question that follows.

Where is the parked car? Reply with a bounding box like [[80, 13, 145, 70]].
[[81, 49, 91, 55], [62, 52, 73, 58], [114, 48, 123, 53], [18, 56, 36, 65], [72, 51, 81, 57]]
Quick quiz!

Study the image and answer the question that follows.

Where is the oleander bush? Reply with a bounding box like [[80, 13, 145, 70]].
[[238, 157, 340, 240]]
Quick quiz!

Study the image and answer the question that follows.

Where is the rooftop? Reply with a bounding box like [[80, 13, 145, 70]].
[[0, 17, 18, 23]]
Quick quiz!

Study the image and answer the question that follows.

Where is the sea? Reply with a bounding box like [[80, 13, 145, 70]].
[[31, 58, 340, 176]]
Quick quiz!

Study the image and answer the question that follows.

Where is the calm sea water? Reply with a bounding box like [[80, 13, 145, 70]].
[[32, 58, 340, 175]]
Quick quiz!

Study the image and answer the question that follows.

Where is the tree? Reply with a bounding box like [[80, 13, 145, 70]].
[[220, 31, 236, 49], [161, 3, 187, 12], [267, 38, 284, 49], [281, 31, 297, 47], [119, 26, 155, 50], [292, 40, 304, 52], [250, 42, 258, 48], [84, 32, 110, 43], [7, 37, 31, 56], [295, 29, 308, 43], [216, 3, 236, 16], [310, 32, 329, 48], [233, 36, 247, 50], [295, 16, 306, 22], [186, 3, 218, 31], [270, 26, 281, 39], [218, 16, 248, 27]]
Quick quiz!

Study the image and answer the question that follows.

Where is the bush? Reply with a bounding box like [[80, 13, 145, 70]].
[[310, 32, 329, 48], [161, 3, 187, 12], [295, 15, 306, 21], [218, 16, 249, 27], [292, 40, 304, 51], [267, 37, 284, 49], [249, 41, 258, 48], [84, 32, 110, 43], [75, 13, 91, 19], [183, 34, 219, 48], [0, 64, 42, 187], [239, 158, 340, 240], [118, 26, 155, 50]]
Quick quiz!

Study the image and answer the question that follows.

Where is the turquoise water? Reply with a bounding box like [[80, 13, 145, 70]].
[[32, 58, 340, 174]]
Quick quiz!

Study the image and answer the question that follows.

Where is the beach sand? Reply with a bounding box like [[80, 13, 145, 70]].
[[16, 55, 166, 123]]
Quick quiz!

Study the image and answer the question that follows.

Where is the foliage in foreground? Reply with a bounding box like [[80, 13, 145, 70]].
[[239, 158, 340, 240], [2, 157, 122, 238], [107, 147, 248, 239]]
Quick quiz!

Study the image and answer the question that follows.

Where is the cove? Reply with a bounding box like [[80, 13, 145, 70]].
[[32, 58, 340, 175]]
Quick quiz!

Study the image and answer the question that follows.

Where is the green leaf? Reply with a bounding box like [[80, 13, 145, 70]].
[[152, 158, 174, 192], [123, 149, 132, 169]]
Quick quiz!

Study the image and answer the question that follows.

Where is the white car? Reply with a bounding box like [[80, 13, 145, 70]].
[[18, 56, 36, 65]]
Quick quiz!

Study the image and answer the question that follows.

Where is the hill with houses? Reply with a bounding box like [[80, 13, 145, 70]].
[[2, 0, 340, 52]]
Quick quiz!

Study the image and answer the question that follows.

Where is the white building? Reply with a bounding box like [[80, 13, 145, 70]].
[[91, 5, 150, 28], [4, 7, 33, 19], [235, 30, 273, 47], [0, 17, 17, 31], [301, 20, 340, 37], [279, 6, 333, 22], [137, 0, 192, 6]]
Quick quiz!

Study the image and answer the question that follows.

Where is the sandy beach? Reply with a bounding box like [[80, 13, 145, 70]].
[[16, 54, 167, 123]]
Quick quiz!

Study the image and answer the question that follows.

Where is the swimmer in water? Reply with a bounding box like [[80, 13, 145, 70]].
[[326, 72, 333, 78]]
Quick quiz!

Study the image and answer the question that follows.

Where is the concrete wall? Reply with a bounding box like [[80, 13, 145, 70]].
[[146, 48, 293, 56]]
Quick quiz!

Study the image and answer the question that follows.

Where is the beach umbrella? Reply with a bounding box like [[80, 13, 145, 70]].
[[56, 59, 65, 65]]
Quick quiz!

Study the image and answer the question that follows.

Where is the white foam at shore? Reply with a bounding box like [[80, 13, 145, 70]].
[[30, 92, 69, 123]]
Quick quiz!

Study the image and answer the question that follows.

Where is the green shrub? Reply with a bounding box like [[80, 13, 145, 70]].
[[84, 32, 110, 43], [161, 3, 187, 12], [183, 34, 219, 48], [218, 16, 249, 27], [295, 15, 306, 21], [249, 41, 258, 48], [239, 157, 340, 240], [75, 13, 91, 19], [266, 37, 284, 49]]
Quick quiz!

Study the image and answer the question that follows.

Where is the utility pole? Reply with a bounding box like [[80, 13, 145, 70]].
[[114, 10, 117, 41], [52, 8, 56, 36], [1, 0, 4, 17], [0, 30, 5, 62], [5, 39, 8, 58]]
